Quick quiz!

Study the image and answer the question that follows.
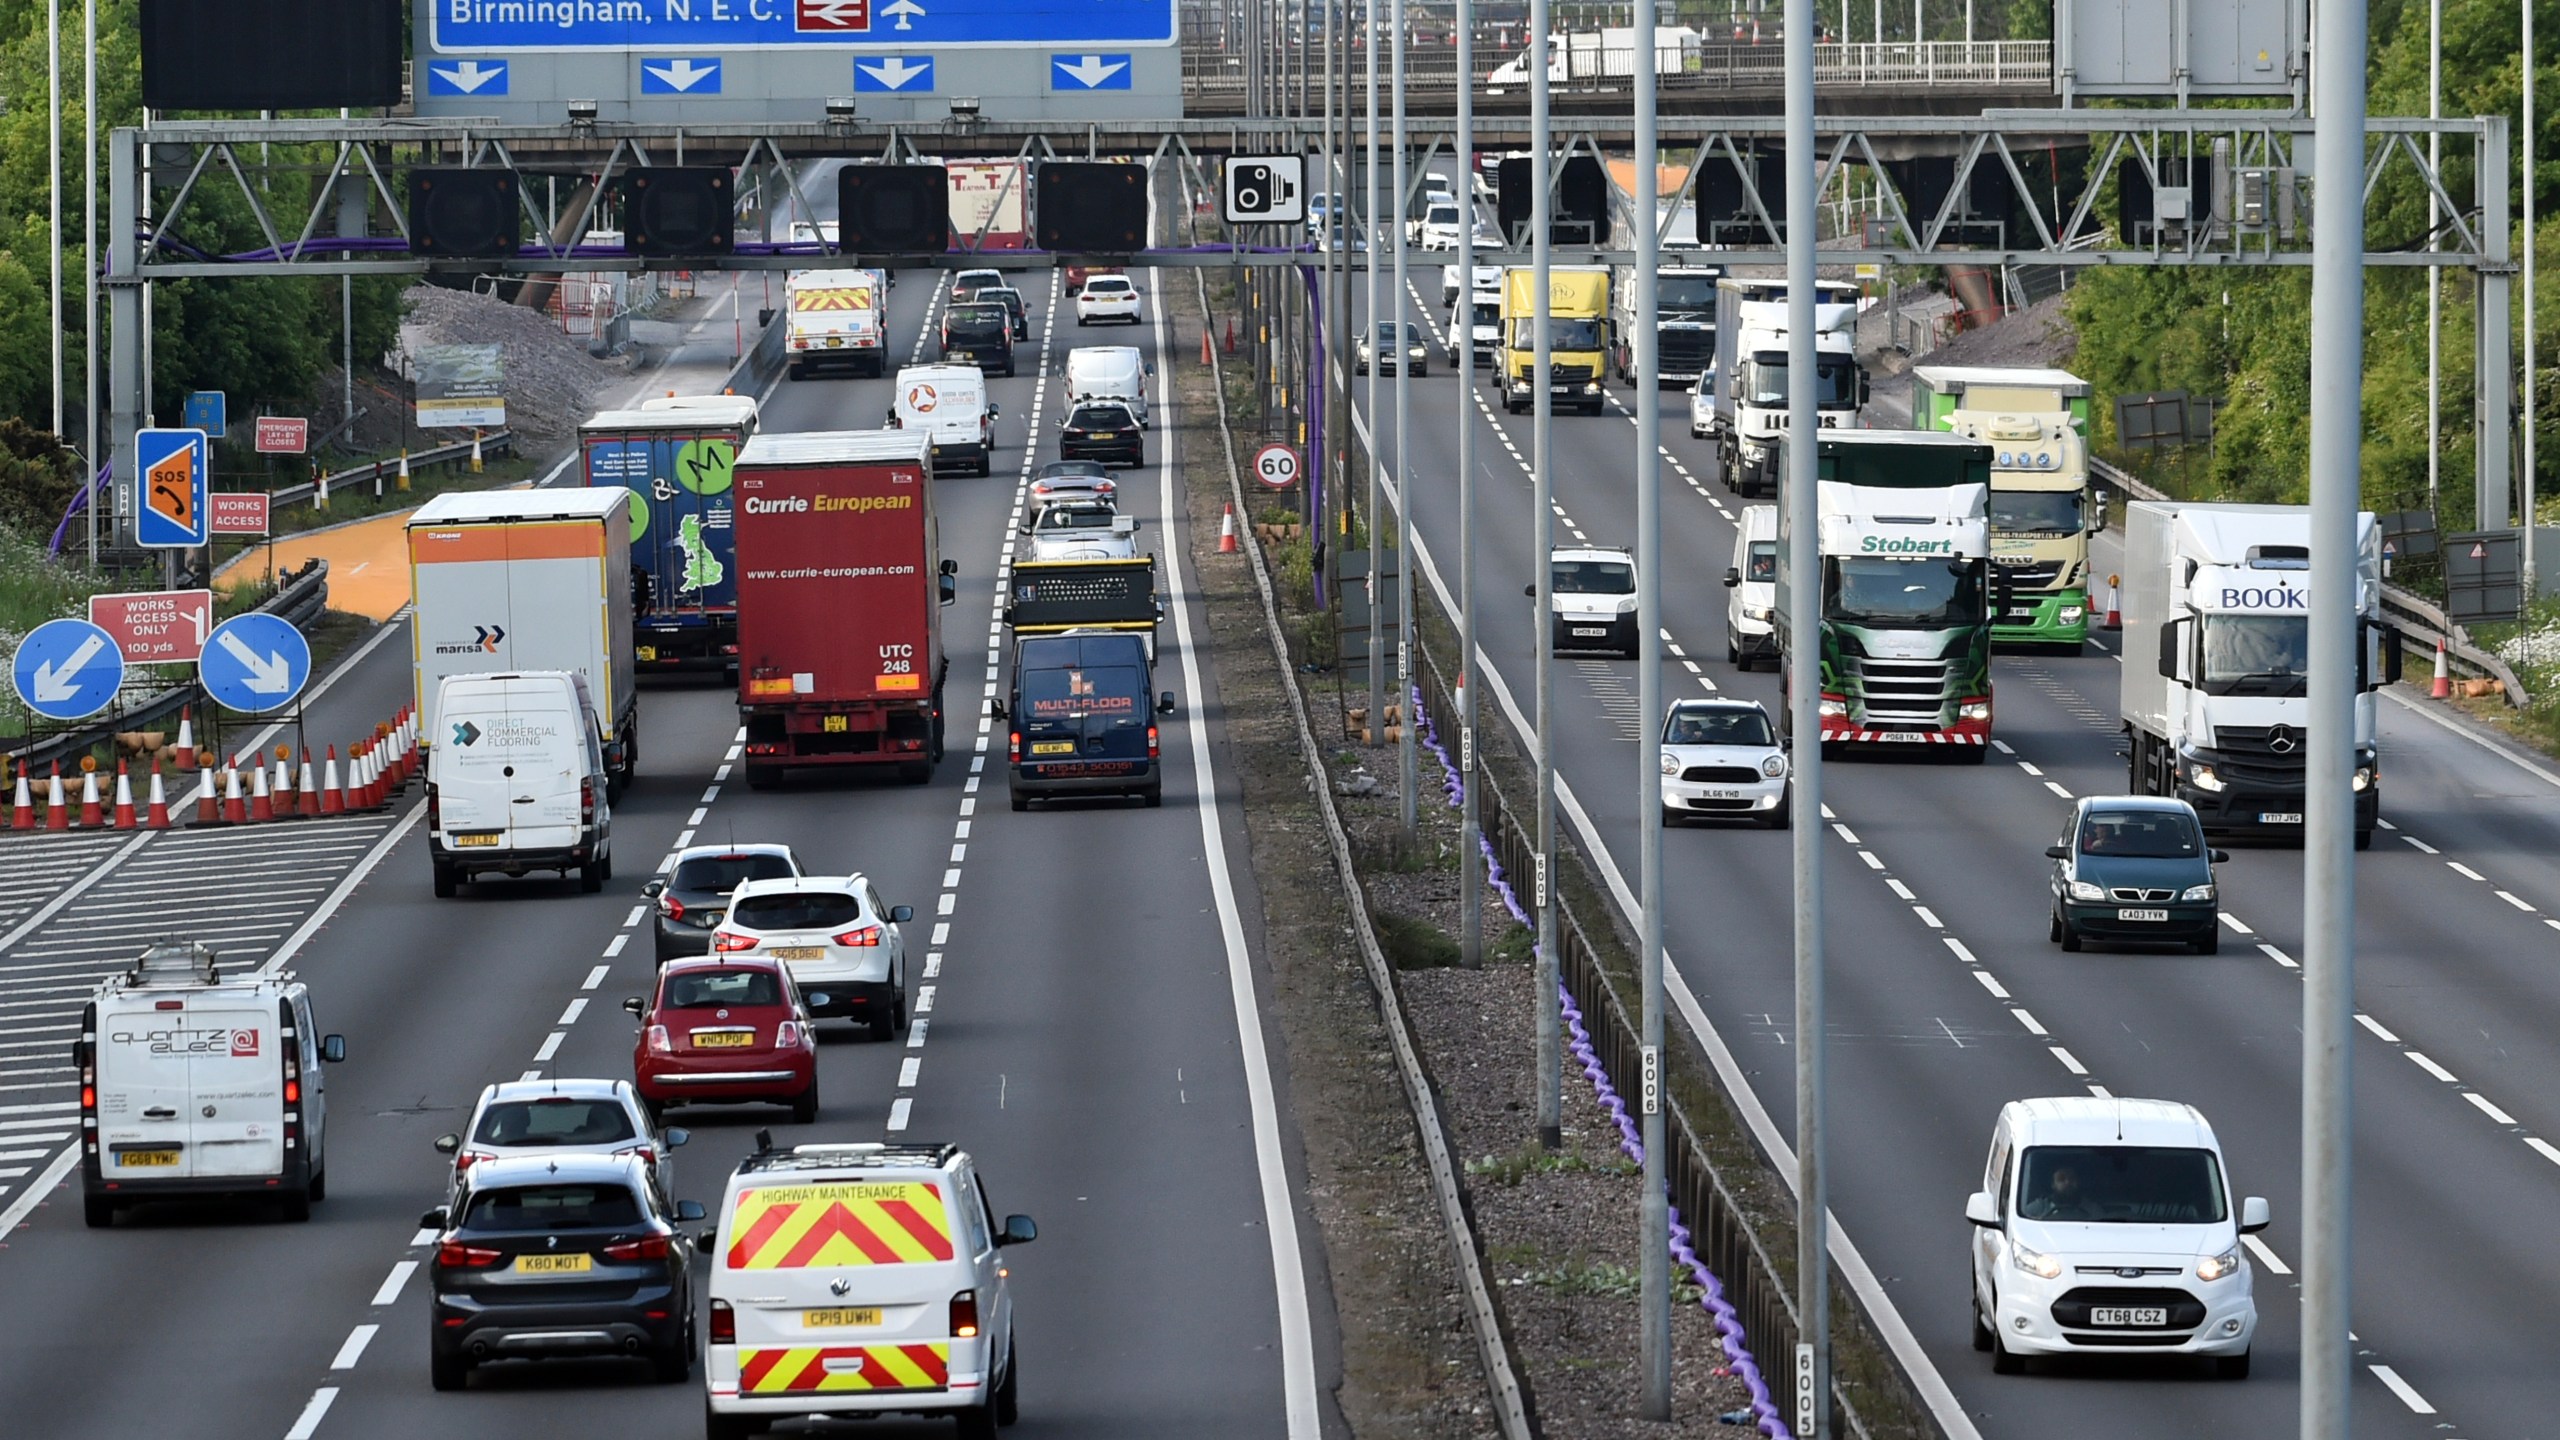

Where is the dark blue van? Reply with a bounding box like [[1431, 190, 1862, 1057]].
[[995, 632, 1174, 809]]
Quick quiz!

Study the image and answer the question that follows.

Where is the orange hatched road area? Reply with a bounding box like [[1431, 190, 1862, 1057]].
[[217, 511, 417, 622]]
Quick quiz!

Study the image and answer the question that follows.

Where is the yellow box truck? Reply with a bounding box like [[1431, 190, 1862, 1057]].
[[1498, 266, 1609, 415]]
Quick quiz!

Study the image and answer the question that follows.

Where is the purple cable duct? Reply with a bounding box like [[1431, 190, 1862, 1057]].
[[47, 462, 111, 558], [1411, 687, 1788, 1437], [155, 230, 1328, 265]]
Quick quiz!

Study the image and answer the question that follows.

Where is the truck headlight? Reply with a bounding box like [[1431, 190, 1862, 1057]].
[[2068, 879, 2106, 902], [1744, 605, 1773, 622], [1582, 382, 1601, 394], [1817, 699, 1848, 718], [2057, 605, 2085, 624], [2351, 766, 2373, 793], [2186, 764, 2227, 793], [1659, 750, 1682, 777], [2196, 1248, 2243, 1282], [1959, 702, 1992, 722], [1760, 755, 1788, 779], [2012, 1241, 2063, 1280], [2181, 883, 2218, 903]]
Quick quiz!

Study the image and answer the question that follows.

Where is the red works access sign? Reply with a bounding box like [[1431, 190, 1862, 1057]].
[[210, 492, 271, 535], [89, 588, 214, 664]]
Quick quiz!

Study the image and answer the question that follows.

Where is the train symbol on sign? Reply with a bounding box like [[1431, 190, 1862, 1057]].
[[1224, 156, 1307, 225]]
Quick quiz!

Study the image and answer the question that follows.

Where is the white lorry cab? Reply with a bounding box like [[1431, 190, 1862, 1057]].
[[704, 1140, 1036, 1439], [80, 941, 346, 1227], [427, 670, 616, 897], [888, 364, 998, 477]]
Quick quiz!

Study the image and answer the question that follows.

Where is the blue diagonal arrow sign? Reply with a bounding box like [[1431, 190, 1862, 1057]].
[[198, 613, 311, 715], [12, 618, 125, 721]]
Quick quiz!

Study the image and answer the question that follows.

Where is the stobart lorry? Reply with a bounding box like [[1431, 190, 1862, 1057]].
[[732, 431, 957, 788], [581, 398, 757, 673], [1774, 430, 1997, 758], [2118, 502, 2398, 847], [1710, 277, 1863, 496], [1911, 365, 2095, 651], [1498, 265, 1610, 414]]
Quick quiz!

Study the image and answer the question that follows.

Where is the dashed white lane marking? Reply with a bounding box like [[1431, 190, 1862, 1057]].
[[2354, 1014, 2400, 1043], [533, 1031, 563, 1062], [687, 808, 708, 826], [2406, 1051, 2459, 1083], [2497, 890, 2536, 912], [2257, 943, 2299, 969], [898, 1057, 921, 1088], [2242, 1235, 2292, 1275], [1990, 739, 2016, 755], [329, 1325, 378, 1370], [1942, 938, 1978, 965], [2530, 1138, 2560, 1167], [2465, 1092, 2519, 1126], [2218, 912, 2253, 935], [623, 905, 647, 928], [885, 1097, 913, 1131], [1973, 971, 2010, 1000], [2041, 780, 2072, 800], [583, 964, 610, 990], [407, 1228, 435, 1248], [1913, 906, 1943, 929], [1857, 851, 1884, 871], [2011, 1008, 2047, 1036], [283, 1388, 339, 1440], [2049, 1047, 2088, 1075], [2449, 861, 2487, 882], [557, 998, 586, 1026], [2402, 836, 2440, 854], [2017, 761, 2044, 776], [2371, 1365, 2437, 1414], [370, 1261, 416, 1307]]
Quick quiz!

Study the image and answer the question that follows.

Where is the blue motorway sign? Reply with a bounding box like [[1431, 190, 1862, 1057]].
[[429, 0, 1176, 51], [182, 390, 227, 437], [12, 618, 125, 722], [1052, 53, 1131, 89], [426, 58, 511, 94], [853, 54, 933, 90], [200, 613, 312, 715], [135, 428, 211, 549]]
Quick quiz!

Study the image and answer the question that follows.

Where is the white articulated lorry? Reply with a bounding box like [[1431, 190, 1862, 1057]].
[[1709, 277, 1864, 496], [2119, 502, 2401, 847]]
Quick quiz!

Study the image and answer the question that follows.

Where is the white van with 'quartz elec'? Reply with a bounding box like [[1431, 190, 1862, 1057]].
[[81, 941, 345, 1227], [427, 670, 615, 897]]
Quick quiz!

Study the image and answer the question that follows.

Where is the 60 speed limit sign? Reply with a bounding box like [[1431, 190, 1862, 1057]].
[[1252, 442, 1301, 490]]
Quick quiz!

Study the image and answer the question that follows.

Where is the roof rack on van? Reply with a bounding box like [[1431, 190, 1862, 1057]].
[[736, 1141, 960, 1176], [124, 940, 224, 987]]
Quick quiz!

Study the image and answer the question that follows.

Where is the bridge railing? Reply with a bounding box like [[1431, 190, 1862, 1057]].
[[1181, 38, 2052, 97]]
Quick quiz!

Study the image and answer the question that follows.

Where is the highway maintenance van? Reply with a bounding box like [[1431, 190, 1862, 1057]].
[[80, 941, 345, 1228], [703, 1140, 1035, 1439], [426, 670, 616, 897], [783, 267, 888, 379]]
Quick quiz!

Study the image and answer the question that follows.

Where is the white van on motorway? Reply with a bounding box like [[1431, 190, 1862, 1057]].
[[1062, 345, 1151, 429], [427, 670, 615, 897], [703, 1140, 1036, 1439], [1967, 1096, 2267, 1378], [888, 363, 998, 477], [1722, 504, 1778, 670], [81, 941, 345, 1227]]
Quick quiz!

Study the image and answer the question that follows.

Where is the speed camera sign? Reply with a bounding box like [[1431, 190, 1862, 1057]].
[[1225, 156, 1307, 225], [1252, 441, 1301, 490]]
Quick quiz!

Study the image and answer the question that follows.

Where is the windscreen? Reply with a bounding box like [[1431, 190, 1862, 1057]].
[[730, 892, 866, 931], [671, 853, 797, 894], [1990, 490, 2084, 535], [1068, 407, 1132, 430], [1822, 558, 1985, 628], [1657, 275, 1721, 312], [1038, 505, 1118, 531], [2015, 1146, 2227, 1224], [1084, 278, 1133, 296], [945, 306, 1007, 337], [472, 1098, 638, 1148], [2201, 615, 2309, 695], [1471, 302, 1500, 329], [1551, 560, 1634, 595], [1746, 354, 1859, 407], [465, 1182, 644, 1231], [1511, 317, 1603, 351], [1664, 708, 1773, 746], [663, 968, 787, 1009], [1745, 542, 1776, 583], [2075, 809, 2204, 858]]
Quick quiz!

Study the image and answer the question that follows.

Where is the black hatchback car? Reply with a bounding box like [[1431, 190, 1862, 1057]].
[[1059, 401, 1144, 467], [424, 1153, 704, 1390], [980, 285, 1031, 339], [2046, 796, 2229, 954], [643, 843, 802, 962]]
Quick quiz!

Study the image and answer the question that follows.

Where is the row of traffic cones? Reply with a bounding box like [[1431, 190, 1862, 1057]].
[[6, 706, 423, 834]]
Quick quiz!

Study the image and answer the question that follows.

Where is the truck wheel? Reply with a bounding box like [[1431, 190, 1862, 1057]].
[[744, 765, 778, 791], [1141, 783, 1163, 809], [83, 1196, 114, 1229], [786, 361, 806, 382], [432, 859, 459, 899], [899, 760, 931, 785], [579, 858, 606, 894], [1010, 790, 1028, 812], [2354, 829, 2373, 852], [279, 1185, 312, 1223]]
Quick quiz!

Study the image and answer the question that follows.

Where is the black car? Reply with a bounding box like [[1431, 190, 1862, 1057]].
[[2046, 796, 2228, 954], [424, 1153, 703, 1391], [642, 843, 802, 962], [981, 285, 1031, 340], [1059, 402, 1144, 467], [940, 302, 1017, 376]]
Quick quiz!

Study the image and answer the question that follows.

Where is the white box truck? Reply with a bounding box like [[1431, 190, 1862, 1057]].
[[408, 488, 639, 793], [1709, 278, 1864, 496], [2119, 502, 2400, 846]]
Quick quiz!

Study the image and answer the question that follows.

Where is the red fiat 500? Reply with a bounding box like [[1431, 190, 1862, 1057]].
[[626, 957, 821, 1124]]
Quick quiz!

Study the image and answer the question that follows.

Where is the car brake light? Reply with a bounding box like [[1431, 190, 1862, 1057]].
[[1147, 725, 1160, 759], [710, 1299, 736, 1344], [436, 1241, 503, 1269], [580, 777, 595, 823], [646, 1025, 672, 1054], [833, 925, 881, 948], [949, 1289, 980, 1339], [613, 1143, 660, 1166], [660, 894, 686, 922], [285, 1078, 300, 1104], [777, 1021, 805, 1049], [454, 1150, 494, 1172], [713, 932, 758, 953], [601, 1234, 672, 1262]]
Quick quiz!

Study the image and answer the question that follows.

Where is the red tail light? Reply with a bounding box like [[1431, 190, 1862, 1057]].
[[710, 1299, 736, 1344], [776, 1021, 805, 1049], [436, 1241, 503, 1269], [660, 894, 686, 922], [949, 1289, 980, 1339], [284, 1078, 300, 1104], [832, 925, 882, 947], [425, 784, 440, 829], [613, 1143, 661, 1166], [454, 1149, 494, 1172], [1009, 731, 1021, 755], [646, 1025, 672, 1055], [601, 1234, 672, 1262], [1147, 725, 1160, 759], [580, 777, 595, 823], [713, 932, 758, 953]]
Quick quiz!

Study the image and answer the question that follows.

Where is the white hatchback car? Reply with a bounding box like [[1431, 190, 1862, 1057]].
[[1968, 1097, 2267, 1378], [1658, 699, 1789, 828], [715, 876, 914, 1039], [1075, 274, 1142, 326], [432, 1078, 687, 1204]]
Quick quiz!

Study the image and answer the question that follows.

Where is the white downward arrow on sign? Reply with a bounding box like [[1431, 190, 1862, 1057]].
[[859, 57, 930, 90], [1056, 55, 1127, 88], [217, 629, 293, 695], [434, 61, 505, 93], [32, 634, 104, 704], [645, 59, 720, 91]]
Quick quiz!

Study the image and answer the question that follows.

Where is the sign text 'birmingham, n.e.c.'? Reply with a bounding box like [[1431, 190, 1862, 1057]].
[[429, 0, 1178, 52]]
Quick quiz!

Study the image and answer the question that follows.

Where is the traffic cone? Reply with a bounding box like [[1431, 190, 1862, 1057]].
[[354, 745, 378, 810], [1224, 316, 1237, 355], [172, 708, 197, 771], [249, 762, 273, 823], [111, 762, 136, 829], [2431, 638, 2452, 700], [1218, 503, 1238, 554], [45, 765, 67, 831], [78, 770, 102, 828], [1201, 327, 1213, 366], [272, 755, 295, 818], [2100, 574, 2122, 631], [297, 749, 318, 816], [222, 760, 248, 825], [320, 746, 345, 816], [10, 766, 30, 830], [194, 766, 218, 825], [145, 763, 171, 830]]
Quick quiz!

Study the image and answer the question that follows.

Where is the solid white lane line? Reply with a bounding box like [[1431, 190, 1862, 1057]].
[[2449, 861, 2486, 882], [329, 1325, 377, 1370], [2465, 1092, 2519, 1126], [371, 1261, 417, 1307], [1973, 971, 2010, 1000], [2406, 1052, 2459, 1083], [2242, 1235, 2291, 1275], [2370, 1365, 2437, 1414], [283, 1388, 339, 1440], [2353, 1014, 2400, 1043]]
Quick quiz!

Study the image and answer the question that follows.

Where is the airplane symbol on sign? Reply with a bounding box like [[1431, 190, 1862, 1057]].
[[880, 0, 925, 28]]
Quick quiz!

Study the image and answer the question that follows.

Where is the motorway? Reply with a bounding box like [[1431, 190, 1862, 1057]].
[[0, 250, 1333, 1437], [1353, 168, 2560, 1437]]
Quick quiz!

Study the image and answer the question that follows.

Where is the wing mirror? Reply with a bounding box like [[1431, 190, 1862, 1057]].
[[989, 698, 1009, 720], [998, 1214, 1039, 1247], [321, 1034, 346, 1064], [2043, 845, 2071, 860], [1723, 567, 1741, 588], [622, 996, 647, 1017], [889, 905, 915, 923], [804, 992, 831, 1010], [675, 1200, 708, 1223], [663, 1128, 690, 1149], [2240, 1196, 2271, 1234], [2209, 849, 2231, 864], [939, 572, 957, 607], [70, 1038, 91, 1066], [1965, 1191, 2000, 1228], [1157, 692, 1178, 716], [433, 1134, 461, 1156], [641, 879, 665, 898], [420, 1206, 451, 1230], [941, 558, 959, 576], [1523, 583, 1537, 598]]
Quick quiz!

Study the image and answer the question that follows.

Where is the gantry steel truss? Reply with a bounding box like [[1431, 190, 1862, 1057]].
[[105, 108, 2515, 539]]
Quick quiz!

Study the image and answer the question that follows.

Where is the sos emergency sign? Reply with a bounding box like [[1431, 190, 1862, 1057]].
[[1252, 442, 1300, 490]]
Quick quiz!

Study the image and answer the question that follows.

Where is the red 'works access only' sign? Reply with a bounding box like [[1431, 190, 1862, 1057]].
[[89, 589, 214, 664]]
